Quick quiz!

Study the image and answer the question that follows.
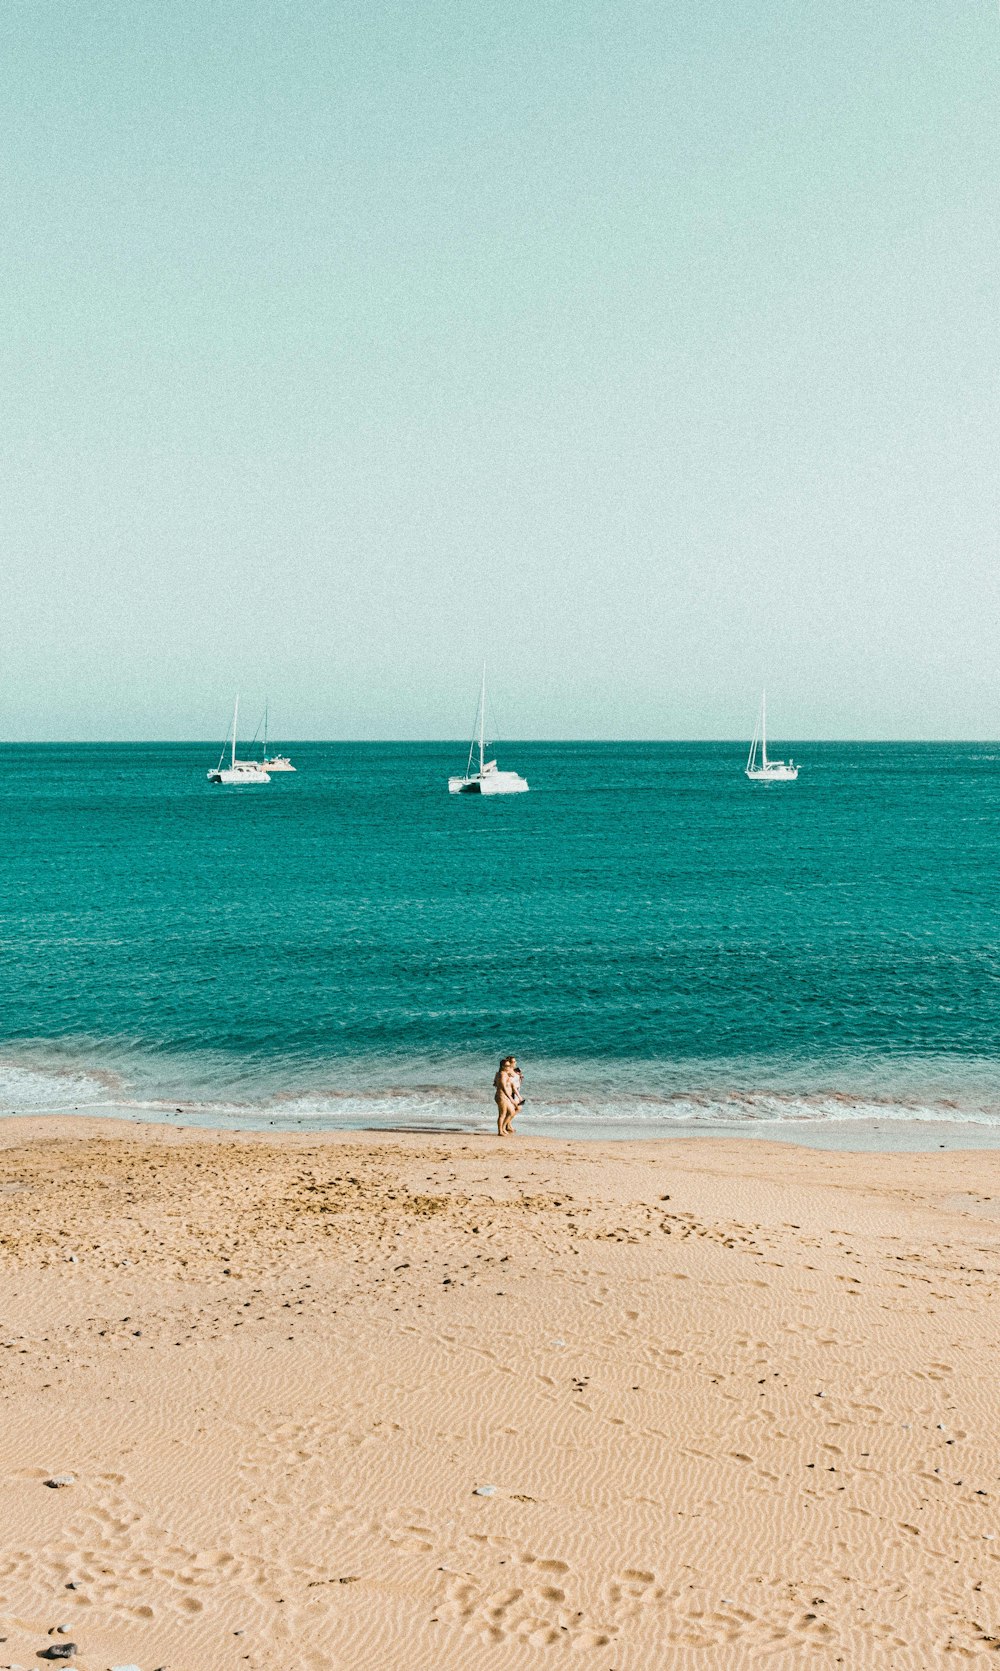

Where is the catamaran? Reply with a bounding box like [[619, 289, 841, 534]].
[[207, 695, 271, 785], [448, 667, 529, 795], [260, 705, 295, 773], [745, 690, 798, 782]]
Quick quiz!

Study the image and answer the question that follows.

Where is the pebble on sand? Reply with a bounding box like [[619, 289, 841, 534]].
[[44, 1475, 76, 1489]]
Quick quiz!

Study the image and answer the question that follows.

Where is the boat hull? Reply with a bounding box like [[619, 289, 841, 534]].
[[449, 772, 529, 795], [745, 766, 798, 782], [208, 767, 271, 785], [264, 758, 296, 772]]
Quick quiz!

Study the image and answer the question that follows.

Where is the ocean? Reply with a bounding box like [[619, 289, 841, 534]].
[[3, 741, 1000, 1146]]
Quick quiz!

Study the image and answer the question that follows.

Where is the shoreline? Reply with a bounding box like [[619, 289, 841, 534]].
[[8, 1100, 1000, 1152]]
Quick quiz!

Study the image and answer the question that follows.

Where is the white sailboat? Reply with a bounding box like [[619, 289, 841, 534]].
[[207, 695, 271, 785], [448, 666, 529, 795], [745, 690, 798, 782], [260, 705, 295, 773]]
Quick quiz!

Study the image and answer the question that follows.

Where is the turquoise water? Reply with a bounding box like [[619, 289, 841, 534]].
[[2, 742, 1000, 1137]]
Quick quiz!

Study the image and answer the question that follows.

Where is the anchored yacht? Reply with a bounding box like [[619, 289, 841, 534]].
[[449, 667, 528, 795], [745, 690, 799, 782], [207, 696, 271, 785], [260, 705, 295, 772]]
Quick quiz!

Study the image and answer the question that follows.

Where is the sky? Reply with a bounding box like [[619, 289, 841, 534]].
[[2, 0, 998, 741]]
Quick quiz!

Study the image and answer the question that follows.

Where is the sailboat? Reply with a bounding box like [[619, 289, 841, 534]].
[[207, 695, 271, 784], [448, 666, 529, 795], [260, 705, 295, 773], [745, 690, 798, 782]]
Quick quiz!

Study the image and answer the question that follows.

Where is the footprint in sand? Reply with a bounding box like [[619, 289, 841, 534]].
[[608, 1567, 666, 1616], [438, 1554, 613, 1650]]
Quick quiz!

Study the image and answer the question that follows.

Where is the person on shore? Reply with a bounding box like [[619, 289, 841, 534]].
[[493, 1056, 518, 1136], [509, 1057, 524, 1117]]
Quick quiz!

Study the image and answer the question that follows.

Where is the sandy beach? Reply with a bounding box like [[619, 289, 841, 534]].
[[1, 1119, 999, 1669]]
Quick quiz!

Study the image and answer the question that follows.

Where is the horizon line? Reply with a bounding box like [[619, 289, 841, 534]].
[[2, 737, 999, 748]]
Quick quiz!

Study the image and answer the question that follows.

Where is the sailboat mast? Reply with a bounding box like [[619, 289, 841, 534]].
[[232, 694, 238, 771], [760, 688, 768, 769], [746, 707, 759, 774], [263, 703, 268, 765], [479, 663, 486, 776]]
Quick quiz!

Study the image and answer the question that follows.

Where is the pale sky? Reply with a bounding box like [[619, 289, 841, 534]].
[[2, 0, 998, 740]]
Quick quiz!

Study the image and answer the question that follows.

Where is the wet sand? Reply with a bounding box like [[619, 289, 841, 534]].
[[2, 1116, 999, 1668]]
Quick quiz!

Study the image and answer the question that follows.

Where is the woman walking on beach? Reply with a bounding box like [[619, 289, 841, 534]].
[[509, 1057, 523, 1118], [494, 1056, 519, 1136]]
